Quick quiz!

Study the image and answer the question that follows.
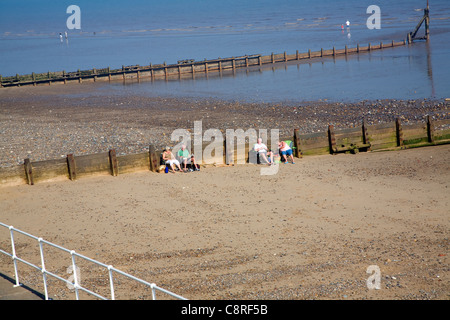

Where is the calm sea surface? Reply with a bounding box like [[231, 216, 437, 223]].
[[1, 0, 449, 102]]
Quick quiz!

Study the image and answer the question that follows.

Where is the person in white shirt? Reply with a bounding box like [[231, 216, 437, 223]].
[[253, 138, 273, 164]]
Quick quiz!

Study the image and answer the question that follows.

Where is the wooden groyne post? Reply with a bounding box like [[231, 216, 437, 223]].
[[408, 1, 430, 43]]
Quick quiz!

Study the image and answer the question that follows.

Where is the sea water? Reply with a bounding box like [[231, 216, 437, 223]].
[[0, 0, 449, 102]]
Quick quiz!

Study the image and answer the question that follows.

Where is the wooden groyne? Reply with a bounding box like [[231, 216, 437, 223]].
[[1, 116, 449, 187], [0, 40, 407, 88]]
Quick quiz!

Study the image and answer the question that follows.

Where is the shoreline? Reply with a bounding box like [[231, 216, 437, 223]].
[[1, 84, 448, 168]]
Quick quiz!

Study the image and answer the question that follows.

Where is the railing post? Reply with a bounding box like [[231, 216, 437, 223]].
[[151, 283, 157, 300], [9, 226, 20, 287], [108, 265, 115, 300], [70, 251, 80, 300], [38, 238, 49, 300]]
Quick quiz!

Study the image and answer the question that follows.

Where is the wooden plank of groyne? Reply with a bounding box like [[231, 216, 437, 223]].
[[402, 122, 428, 146], [433, 119, 450, 141], [75, 152, 111, 177], [0, 165, 27, 186], [366, 122, 397, 150], [31, 158, 69, 184], [333, 126, 369, 153], [117, 152, 150, 174], [297, 131, 330, 156]]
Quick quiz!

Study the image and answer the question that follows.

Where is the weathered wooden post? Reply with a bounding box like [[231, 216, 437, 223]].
[[321, 48, 323, 57], [67, 154, 77, 180], [333, 46, 336, 57], [78, 69, 82, 83], [362, 119, 370, 150], [308, 49, 311, 59], [0, 74, 2, 88], [328, 125, 336, 154], [345, 45, 348, 55], [149, 145, 159, 172], [109, 149, 119, 176], [395, 118, 404, 147], [24, 158, 34, 185], [427, 115, 434, 143], [357, 43, 360, 53], [293, 129, 303, 158], [284, 51, 287, 62], [258, 56, 262, 66], [108, 67, 111, 81], [425, 1, 430, 40], [271, 53, 275, 63]]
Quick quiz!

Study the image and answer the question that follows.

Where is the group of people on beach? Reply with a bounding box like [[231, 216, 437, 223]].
[[253, 138, 295, 165], [162, 145, 200, 173], [162, 138, 295, 173]]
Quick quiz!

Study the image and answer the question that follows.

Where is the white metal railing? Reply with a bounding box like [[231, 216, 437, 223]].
[[0, 222, 187, 300]]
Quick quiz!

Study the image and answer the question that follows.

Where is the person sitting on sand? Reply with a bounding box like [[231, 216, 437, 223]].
[[278, 141, 295, 164], [253, 138, 273, 164], [177, 145, 200, 172], [163, 146, 182, 173]]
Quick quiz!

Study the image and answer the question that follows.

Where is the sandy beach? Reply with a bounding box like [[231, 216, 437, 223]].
[[0, 139, 448, 300]]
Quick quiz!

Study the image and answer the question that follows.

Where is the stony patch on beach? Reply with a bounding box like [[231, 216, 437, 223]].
[[0, 84, 448, 167]]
